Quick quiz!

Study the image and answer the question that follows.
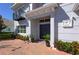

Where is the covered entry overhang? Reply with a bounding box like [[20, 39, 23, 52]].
[[26, 3, 58, 19], [26, 3, 58, 48]]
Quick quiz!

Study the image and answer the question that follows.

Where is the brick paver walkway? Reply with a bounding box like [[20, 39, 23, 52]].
[[0, 39, 70, 55]]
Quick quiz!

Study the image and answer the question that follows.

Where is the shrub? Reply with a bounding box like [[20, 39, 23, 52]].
[[0, 32, 14, 40], [30, 35, 35, 42], [26, 36, 29, 41], [62, 42, 72, 53], [16, 34, 21, 39], [56, 40, 79, 55], [71, 41, 79, 55], [16, 34, 29, 41], [43, 34, 50, 41], [43, 34, 50, 47]]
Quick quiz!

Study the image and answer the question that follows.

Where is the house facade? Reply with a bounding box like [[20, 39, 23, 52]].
[[12, 3, 79, 48]]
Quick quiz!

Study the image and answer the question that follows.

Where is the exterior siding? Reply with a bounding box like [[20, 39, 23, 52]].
[[13, 4, 31, 37], [56, 3, 79, 42], [14, 19, 31, 36]]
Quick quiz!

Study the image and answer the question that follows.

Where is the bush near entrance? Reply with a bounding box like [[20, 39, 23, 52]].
[[56, 40, 79, 55], [43, 34, 50, 47]]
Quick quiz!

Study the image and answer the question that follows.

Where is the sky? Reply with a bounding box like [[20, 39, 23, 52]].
[[0, 3, 13, 20]]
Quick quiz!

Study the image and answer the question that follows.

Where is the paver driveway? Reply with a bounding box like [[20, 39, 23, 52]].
[[0, 39, 70, 55]]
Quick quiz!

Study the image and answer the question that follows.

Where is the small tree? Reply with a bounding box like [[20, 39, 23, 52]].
[[0, 15, 6, 32]]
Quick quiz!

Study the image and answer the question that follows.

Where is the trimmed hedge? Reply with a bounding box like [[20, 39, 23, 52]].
[[0, 32, 14, 40], [56, 40, 79, 55]]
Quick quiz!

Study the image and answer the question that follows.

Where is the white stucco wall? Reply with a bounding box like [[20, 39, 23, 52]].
[[55, 3, 79, 42]]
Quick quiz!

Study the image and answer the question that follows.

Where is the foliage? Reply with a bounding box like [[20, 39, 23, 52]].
[[0, 32, 13, 40], [26, 35, 29, 41], [56, 40, 79, 55], [16, 34, 29, 41], [43, 34, 50, 47], [0, 15, 6, 32], [30, 35, 35, 42], [43, 34, 50, 41]]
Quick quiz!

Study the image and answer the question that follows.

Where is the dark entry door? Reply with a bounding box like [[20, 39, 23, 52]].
[[40, 24, 50, 39]]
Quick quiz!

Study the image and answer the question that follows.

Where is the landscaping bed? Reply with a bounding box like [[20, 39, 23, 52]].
[[15, 34, 36, 42], [56, 40, 79, 55], [43, 34, 50, 47], [0, 32, 14, 40], [15, 34, 29, 41]]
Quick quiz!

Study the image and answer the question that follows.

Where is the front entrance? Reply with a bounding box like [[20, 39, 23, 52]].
[[40, 24, 50, 39]]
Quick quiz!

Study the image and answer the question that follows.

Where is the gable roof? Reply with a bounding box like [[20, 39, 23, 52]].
[[11, 3, 27, 11], [26, 3, 58, 19]]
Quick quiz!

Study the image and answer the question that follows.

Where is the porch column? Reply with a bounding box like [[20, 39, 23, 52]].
[[29, 19, 32, 42], [30, 3, 32, 10], [50, 13, 55, 48]]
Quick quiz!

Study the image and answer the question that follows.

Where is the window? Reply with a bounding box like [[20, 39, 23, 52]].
[[45, 19, 50, 22], [18, 25, 26, 33], [40, 19, 50, 23], [40, 20, 44, 23]]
